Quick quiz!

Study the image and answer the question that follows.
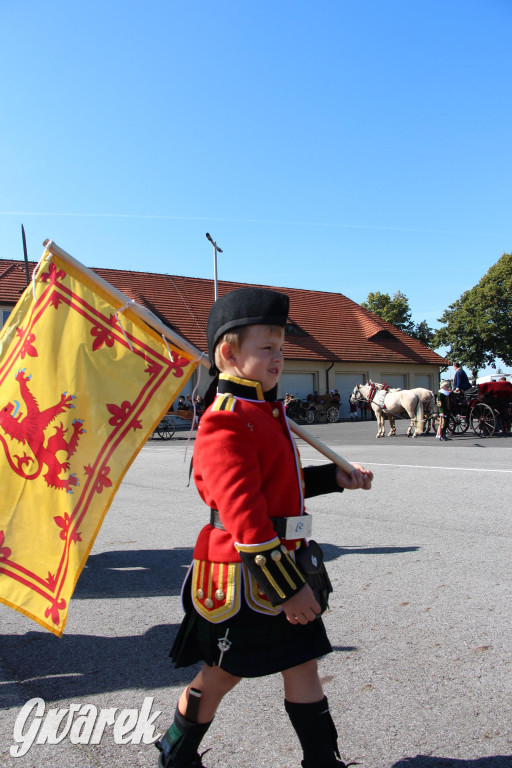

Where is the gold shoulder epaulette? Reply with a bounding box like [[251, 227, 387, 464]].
[[212, 394, 237, 412]]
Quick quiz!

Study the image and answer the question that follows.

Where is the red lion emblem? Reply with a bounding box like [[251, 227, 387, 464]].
[[0, 369, 85, 493]]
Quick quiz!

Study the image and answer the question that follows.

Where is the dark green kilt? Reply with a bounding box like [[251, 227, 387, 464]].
[[170, 570, 332, 678]]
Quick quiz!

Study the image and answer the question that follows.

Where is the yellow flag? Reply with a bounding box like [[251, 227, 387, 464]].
[[0, 251, 198, 635]]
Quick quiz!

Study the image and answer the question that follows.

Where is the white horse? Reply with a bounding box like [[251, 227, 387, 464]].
[[350, 382, 435, 438]]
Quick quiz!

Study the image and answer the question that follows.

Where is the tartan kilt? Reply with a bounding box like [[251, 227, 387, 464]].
[[170, 570, 332, 678]]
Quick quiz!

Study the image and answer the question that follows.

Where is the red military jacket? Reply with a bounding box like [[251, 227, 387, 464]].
[[190, 373, 309, 623]]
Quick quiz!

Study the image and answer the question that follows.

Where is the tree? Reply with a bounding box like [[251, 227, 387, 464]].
[[362, 290, 414, 333], [412, 320, 436, 348], [362, 290, 435, 348], [435, 253, 512, 376], [434, 289, 490, 378]]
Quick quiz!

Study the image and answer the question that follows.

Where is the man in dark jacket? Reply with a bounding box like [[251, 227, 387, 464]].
[[453, 363, 471, 392]]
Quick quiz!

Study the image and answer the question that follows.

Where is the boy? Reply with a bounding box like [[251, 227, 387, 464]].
[[157, 287, 373, 768], [436, 380, 452, 440]]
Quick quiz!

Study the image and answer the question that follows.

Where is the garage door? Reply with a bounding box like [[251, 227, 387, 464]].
[[335, 373, 366, 418], [414, 374, 432, 389], [381, 374, 406, 389], [279, 373, 315, 400]]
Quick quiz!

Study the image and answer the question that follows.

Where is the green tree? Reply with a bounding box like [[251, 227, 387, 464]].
[[435, 252, 512, 376], [412, 320, 436, 348], [362, 290, 435, 348], [361, 290, 414, 333], [434, 289, 489, 378]]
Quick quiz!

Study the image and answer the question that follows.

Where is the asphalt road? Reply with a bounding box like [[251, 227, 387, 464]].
[[1, 420, 511, 768]]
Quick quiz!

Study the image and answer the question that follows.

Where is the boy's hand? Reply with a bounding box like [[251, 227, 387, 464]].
[[282, 584, 321, 625], [336, 463, 373, 490]]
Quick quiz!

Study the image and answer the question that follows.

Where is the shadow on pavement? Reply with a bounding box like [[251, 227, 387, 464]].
[[73, 547, 194, 599], [321, 543, 420, 560], [392, 757, 512, 768], [0, 623, 198, 706]]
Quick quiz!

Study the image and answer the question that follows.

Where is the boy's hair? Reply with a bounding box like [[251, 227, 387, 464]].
[[214, 324, 283, 371]]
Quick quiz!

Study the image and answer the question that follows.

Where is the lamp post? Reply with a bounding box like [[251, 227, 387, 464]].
[[21, 224, 30, 286], [206, 232, 223, 301]]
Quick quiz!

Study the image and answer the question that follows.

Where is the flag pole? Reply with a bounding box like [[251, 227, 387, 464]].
[[42, 239, 208, 367], [41, 239, 355, 474]]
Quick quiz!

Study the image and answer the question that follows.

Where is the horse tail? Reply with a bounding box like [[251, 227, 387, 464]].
[[416, 397, 425, 434]]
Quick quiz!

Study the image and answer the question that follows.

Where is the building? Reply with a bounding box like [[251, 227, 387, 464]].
[[0, 258, 445, 418]]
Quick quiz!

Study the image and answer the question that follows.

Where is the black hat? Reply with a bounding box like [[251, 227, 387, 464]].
[[207, 287, 289, 372]]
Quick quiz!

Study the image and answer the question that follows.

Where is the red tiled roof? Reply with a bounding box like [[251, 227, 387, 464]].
[[0, 258, 445, 366]]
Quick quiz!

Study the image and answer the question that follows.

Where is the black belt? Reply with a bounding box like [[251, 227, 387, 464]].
[[209, 508, 309, 539]]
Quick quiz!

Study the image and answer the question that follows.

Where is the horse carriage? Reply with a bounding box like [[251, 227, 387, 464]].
[[434, 381, 512, 438], [285, 397, 340, 425]]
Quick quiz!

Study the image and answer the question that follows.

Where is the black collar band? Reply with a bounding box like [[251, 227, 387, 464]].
[[218, 374, 277, 402]]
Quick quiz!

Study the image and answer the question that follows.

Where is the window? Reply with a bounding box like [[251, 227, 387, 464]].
[[285, 321, 307, 337], [1, 309, 11, 328]]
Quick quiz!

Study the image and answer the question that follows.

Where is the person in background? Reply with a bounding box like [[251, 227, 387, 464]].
[[436, 380, 452, 441], [453, 363, 471, 392], [330, 390, 341, 405]]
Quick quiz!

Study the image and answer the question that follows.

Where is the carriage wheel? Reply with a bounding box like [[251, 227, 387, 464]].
[[470, 403, 495, 438], [305, 409, 315, 424], [447, 413, 469, 436], [326, 406, 339, 423], [429, 415, 438, 434], [157, 419, 176, 440]]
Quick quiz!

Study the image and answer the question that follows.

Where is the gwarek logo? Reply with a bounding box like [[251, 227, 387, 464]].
[[11, 696, 162, 757]]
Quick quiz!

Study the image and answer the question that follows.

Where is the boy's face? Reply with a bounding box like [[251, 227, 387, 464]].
[[221, 324, 285, 392]]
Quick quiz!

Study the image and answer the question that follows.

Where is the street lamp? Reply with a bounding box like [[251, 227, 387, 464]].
[[206, 232, 223, 301]]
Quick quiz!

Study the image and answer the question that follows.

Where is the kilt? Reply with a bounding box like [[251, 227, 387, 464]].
[[170, 571, 332, 677]]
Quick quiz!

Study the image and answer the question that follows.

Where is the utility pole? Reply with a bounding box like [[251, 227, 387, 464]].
[[205, 233, 223, 301], [21, 224, 30, 286]]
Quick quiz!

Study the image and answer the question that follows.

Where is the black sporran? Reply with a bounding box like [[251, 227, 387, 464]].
[[294, 540, 333, 615]]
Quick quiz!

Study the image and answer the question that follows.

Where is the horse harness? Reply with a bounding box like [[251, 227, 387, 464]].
[[364, 382, 390, 408]]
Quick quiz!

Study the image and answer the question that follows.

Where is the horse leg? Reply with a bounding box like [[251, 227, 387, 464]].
[[387, 414, 396, 436], [375, 408, 384, 437]]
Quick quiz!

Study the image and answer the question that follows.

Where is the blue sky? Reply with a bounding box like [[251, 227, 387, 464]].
[[1, 0, 511, 375]]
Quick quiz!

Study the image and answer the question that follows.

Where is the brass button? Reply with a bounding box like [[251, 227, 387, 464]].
[[255, 554, 267, 566], [271, 549, 282, 561], [215, 589, 226, 601], [272, 408, 280, 418], [204, 598, 214, 609], [196, 589, 205, 600]]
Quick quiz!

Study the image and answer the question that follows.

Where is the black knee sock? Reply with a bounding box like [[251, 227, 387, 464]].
[[156, 707, 212, 767], [285, 696, 341, 768]]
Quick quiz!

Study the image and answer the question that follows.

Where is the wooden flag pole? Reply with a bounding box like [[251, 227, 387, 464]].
[[42, 239, 208, 366], [42, 239, 355, 474]]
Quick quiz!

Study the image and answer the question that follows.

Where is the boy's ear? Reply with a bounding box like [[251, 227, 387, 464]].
[[218, 340, 237, 367]]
